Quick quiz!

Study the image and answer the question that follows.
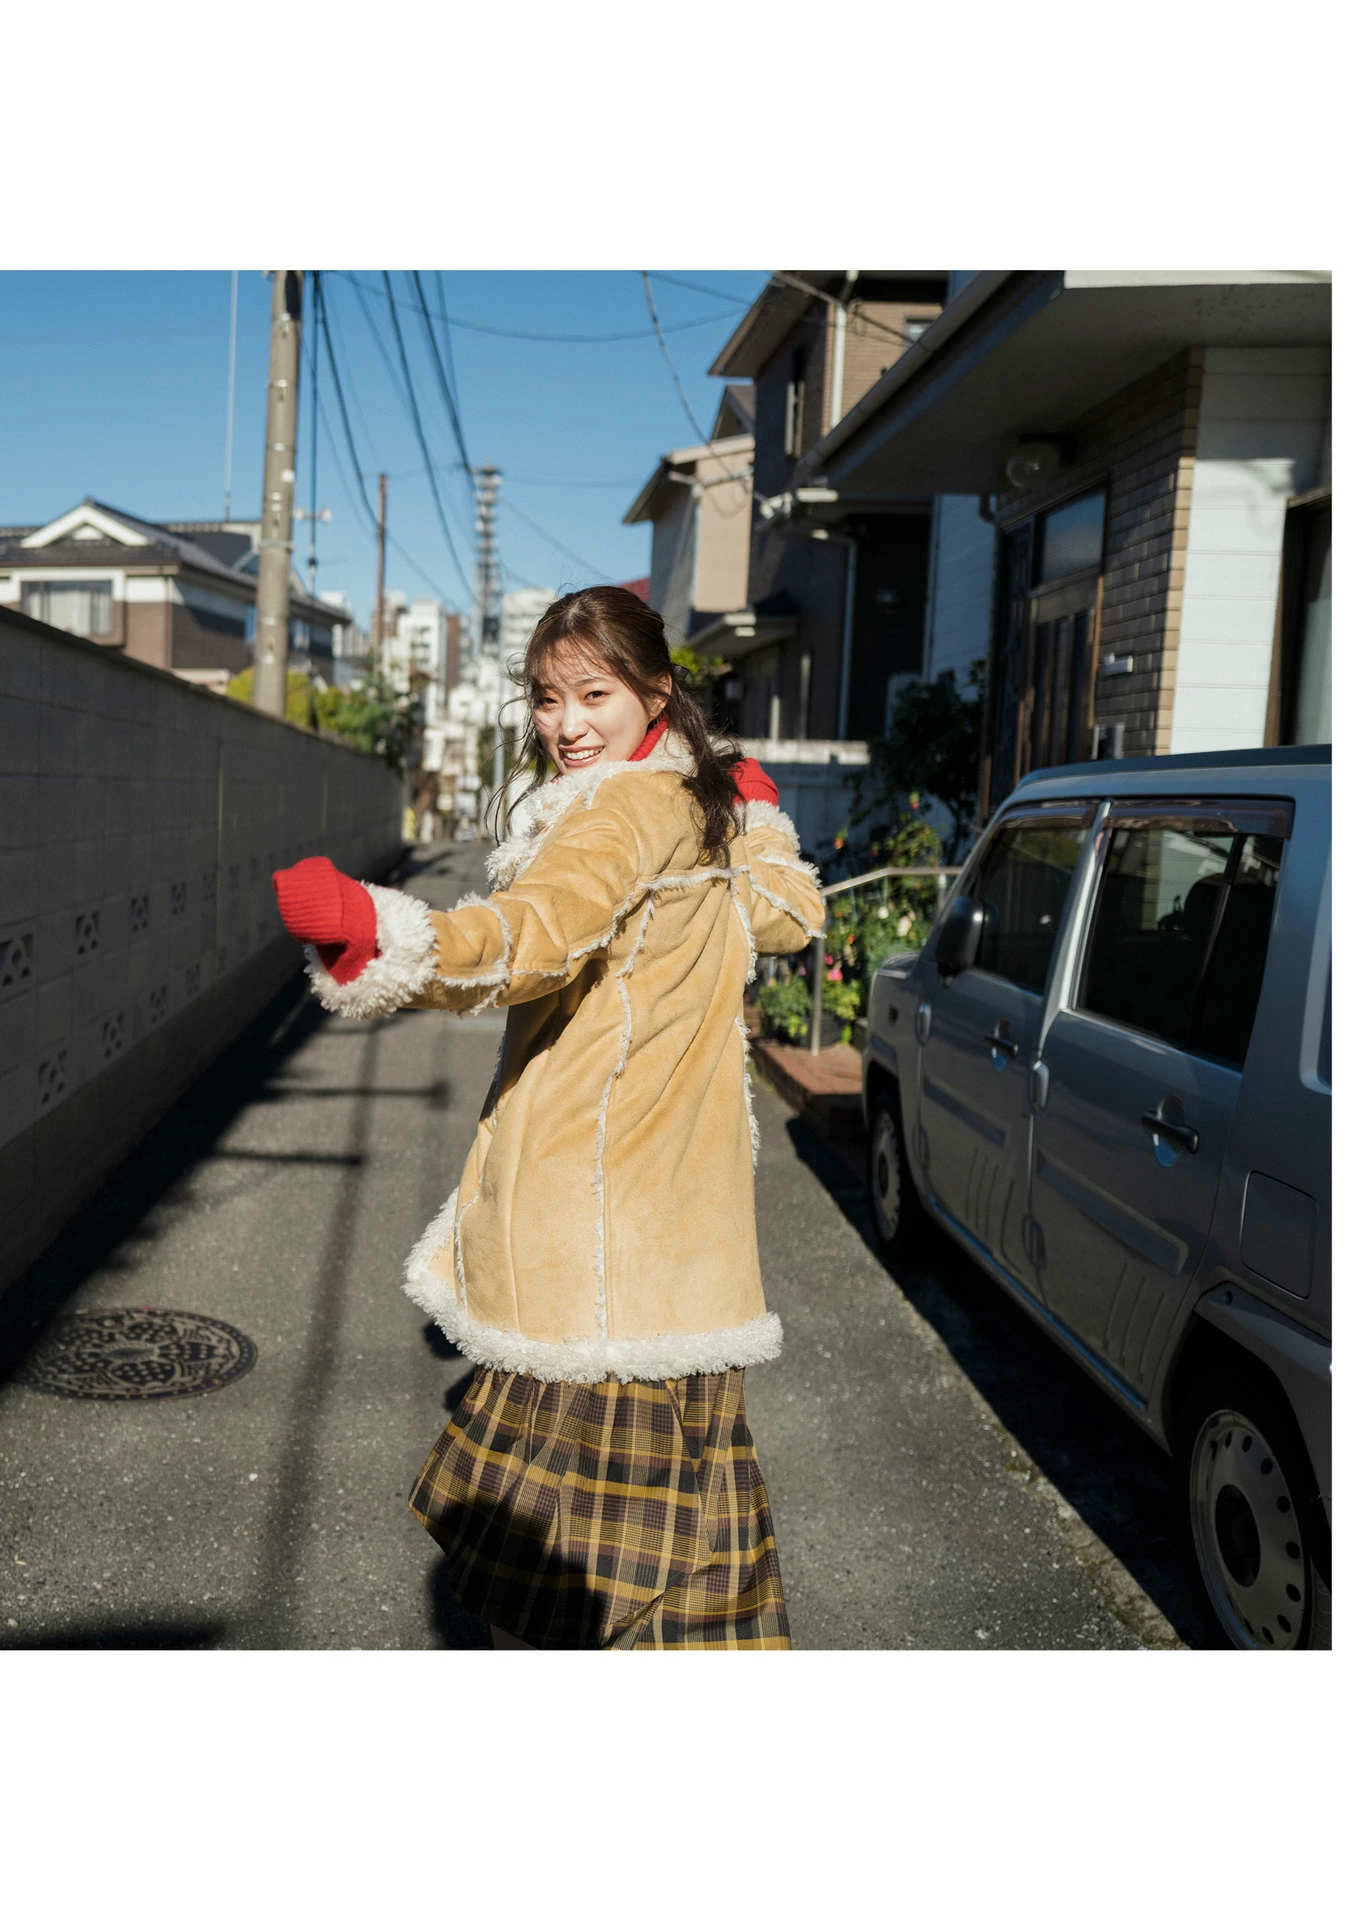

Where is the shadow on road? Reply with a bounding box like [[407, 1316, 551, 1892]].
[[0, 973, 330, 1384], [0, 1614, 227, 1650], [784, 1115, 1214, 1649]]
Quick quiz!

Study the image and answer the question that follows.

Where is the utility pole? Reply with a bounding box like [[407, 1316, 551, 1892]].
[[374, 472, 388, 670], [253, 270, 303, 717], [473, 466, 504, 805]]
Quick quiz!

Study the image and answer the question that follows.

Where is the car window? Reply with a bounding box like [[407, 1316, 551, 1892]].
[[1193, 835, 1283, 1066], [971, 822, 1086, 994], [1079, 825, 1283, 1066]]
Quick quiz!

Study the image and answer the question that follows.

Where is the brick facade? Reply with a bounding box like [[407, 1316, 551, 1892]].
[[993, 348, 1202, 758]]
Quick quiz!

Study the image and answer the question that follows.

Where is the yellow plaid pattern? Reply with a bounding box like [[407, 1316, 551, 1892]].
[[409, 1367, 791, 1649]]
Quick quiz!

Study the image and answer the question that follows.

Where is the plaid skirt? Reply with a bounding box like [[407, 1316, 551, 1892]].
[[409, 1365, 791, 1649]]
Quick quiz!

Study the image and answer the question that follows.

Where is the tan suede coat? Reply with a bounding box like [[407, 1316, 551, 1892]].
[[305, 727, 825, 1382]]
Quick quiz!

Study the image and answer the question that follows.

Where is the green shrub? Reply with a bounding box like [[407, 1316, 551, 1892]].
[[820, 975, 862, 1045], [756, 972, 811, 1044]]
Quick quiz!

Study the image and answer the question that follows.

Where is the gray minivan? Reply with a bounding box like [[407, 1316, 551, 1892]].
[[863, 747, 1331, 1649]]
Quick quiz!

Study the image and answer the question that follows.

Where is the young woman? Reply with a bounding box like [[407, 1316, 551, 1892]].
[[272, 587, 824, 1649]]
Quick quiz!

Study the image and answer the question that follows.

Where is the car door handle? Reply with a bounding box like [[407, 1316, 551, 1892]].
[[984, 1030, 1019, 1058], [1140, 1110, 1200, 1154]]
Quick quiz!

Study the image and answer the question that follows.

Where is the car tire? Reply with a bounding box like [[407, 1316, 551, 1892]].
[[868, 1082, 927, 1260], [1176, 1365, 1331, 1650]]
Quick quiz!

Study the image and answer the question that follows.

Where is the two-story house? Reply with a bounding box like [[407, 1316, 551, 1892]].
[[622, 384, 755, 643], [693, 271, 947, 744], [0, 499, 343, 691], [797, 270, 1331, 815]]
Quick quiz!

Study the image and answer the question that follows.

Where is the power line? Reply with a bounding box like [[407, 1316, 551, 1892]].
[[314, 273, 379, 527], [380, 270, 474, 600], [313, 276, 463, 610], [322, 279, 383, 467], [499, 495, 614, 582], [648, 271, 758, 307], [768, 270, 916, 347], [435, 273, 461, 411], [410, 269, 475, 491], [341, 269, 469, 531], [331, 269, 734, 344], [316, 393, 465, 611], [638, 271, 755, 509], [506, 474, 637, 489]]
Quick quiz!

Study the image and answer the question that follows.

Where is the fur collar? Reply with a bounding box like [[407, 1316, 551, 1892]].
[[486, 726, 700, 890]]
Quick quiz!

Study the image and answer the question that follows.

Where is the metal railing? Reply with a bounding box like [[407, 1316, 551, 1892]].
[[808, 866, 962, 1054]]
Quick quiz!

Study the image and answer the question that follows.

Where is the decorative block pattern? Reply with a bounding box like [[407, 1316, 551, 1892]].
[[2, 609, 404, 1294], [100, 1012, 126, 1061], [37, 1049, 68, 1110], [1, 929, 34, 997]]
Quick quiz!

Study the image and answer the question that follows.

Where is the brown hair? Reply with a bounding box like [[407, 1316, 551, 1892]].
[[489, 586, 745, 861]]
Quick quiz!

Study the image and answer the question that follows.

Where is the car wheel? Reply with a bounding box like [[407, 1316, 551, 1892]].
[[869, 1084, 924, 1259], [1177, 1367, 1331, 1650]]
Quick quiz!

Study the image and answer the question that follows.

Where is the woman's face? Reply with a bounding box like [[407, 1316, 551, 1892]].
[[532, 645, 670, 775]]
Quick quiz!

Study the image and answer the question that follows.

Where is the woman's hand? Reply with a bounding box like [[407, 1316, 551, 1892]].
[[272, 855, 379, 984]]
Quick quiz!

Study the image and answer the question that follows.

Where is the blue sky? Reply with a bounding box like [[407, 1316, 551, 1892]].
[[0, 269, 767, 620]]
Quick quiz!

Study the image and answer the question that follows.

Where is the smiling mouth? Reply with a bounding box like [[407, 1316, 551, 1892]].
[[560, 745, 605, 765]]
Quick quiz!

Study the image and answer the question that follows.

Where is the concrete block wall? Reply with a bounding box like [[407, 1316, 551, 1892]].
[[0, 610, 404, 1293]]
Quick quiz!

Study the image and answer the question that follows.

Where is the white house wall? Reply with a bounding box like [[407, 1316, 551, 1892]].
[[1170, 346, 1330, 754]]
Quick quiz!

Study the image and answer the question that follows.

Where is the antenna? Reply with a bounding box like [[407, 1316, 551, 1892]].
[[223, 269, 239, 520]]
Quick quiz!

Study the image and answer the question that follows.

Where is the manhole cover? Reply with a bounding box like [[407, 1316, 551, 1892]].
[[16, 1308, 257, 1402]]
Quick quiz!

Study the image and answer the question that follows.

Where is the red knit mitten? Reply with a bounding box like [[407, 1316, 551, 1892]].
[[271, 856, 378, 985], [732, 757, 780, 805]]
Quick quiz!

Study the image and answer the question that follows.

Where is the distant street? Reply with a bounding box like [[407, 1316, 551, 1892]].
[[0, 845, 1209, 1651]]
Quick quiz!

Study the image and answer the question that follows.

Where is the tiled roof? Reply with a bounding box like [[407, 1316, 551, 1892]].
[[1, 499, 340, 624]]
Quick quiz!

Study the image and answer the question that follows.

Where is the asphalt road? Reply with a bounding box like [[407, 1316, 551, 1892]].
[[0, 842, 1212, 1651]]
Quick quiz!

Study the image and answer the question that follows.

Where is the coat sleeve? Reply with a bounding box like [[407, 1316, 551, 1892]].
[[303, 793, 647, 1019], [731, 800, 826, 957]]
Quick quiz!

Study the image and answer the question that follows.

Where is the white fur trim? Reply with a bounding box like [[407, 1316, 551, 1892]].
[[589, 895, 654, 1335], [748, 873, 824, 941], [639, 865, 742, 892], [733, 1012, 761, 1168], [440, 890, 515, 1012], [740, 799, 802, 853], [729, 875, 758, 985], [304, 884, 436, 1019], [402, 1261, 785, 1384], [403, 1184, 464, 1305], [760, 852, 824, 889], [486, 729, 699, 891]]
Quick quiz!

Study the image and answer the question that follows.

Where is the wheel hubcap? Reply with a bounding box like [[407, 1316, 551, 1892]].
[[873, 1110, 901, 1241], [1190, 1408, 1307, 1649]]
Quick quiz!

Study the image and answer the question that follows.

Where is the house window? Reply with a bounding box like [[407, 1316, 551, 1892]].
[[784, 346, 807, 459], [985, 488, 1109, 811], [1034, 488, 1106, 586], [1273, 494, 1331, 745], [22, 578, 113, 638]]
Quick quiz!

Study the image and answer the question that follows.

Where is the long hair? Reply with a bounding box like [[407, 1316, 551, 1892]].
[[488, 586, 745, 862]]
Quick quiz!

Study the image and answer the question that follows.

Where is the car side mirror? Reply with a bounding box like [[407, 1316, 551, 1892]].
[[935, 895, 984, 978]]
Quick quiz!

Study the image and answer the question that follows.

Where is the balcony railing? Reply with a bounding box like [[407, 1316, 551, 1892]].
[[808, 866, 962, 1054]]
